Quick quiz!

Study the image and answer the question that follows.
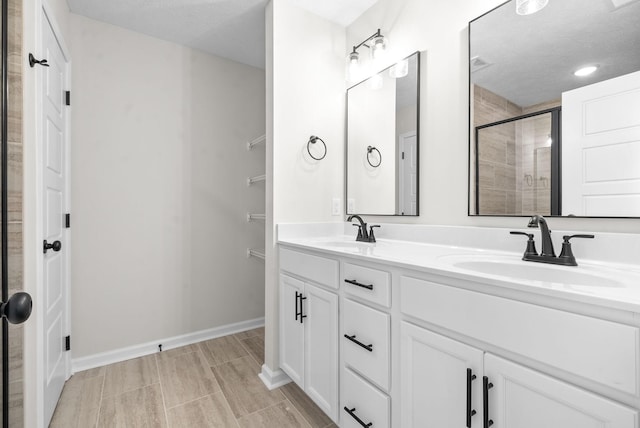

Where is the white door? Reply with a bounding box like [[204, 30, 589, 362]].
[[401, 322, 484, 428], [42, 11, 70, 425], [398, 132, 418, 215], [304, 283, 338, 421], [279, 275, 304, 387], [562, 70, 640, 216], [484, 354, 637, 428]]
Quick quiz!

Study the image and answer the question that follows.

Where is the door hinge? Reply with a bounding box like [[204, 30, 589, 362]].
[[65, 335, 71, 351], [402, 152, 405, 160], [65, 91, 71, 106], [65, 213, 71, 228]]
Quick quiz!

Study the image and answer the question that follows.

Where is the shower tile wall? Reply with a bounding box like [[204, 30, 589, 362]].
[[474, 85, 559, 215], [474, 85, 520, 214], [1, 0, 24, 425]]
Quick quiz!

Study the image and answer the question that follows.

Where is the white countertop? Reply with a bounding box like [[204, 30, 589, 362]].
[[277, 225, 640, 314]]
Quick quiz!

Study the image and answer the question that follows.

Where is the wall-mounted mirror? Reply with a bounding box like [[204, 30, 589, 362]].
[[469, 0, 640, 217], [347, 51, 420, 216]]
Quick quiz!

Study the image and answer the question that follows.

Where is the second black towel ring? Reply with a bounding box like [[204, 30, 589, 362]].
[[307, 135, 327, 161], [367, 146, 381, 167]]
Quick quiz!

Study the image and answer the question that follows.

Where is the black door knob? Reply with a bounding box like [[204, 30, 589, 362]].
[[0, 292, 33, 324], [43, 239, 62, 254]]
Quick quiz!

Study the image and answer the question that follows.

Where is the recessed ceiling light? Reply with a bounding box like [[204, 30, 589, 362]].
[[574, 66, 598, 77]]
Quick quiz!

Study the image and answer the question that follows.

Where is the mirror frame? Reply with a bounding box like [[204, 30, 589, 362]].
[[346, 51, 421, 217], [467, 0, 640, 219]]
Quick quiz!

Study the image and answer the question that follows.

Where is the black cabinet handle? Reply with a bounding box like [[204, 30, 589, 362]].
[[344, 334, 373, 352], [344, 279, 374, 290], [295, 291, 300, 321], [43, 239, 62, 254], [299, 295, 307, 324], [344, 406, 373, 427], [483, 376, 494, 427], [467, 368, 477, 427]]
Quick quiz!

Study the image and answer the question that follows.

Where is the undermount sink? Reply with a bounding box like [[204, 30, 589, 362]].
[[440, 255, 624, 288]]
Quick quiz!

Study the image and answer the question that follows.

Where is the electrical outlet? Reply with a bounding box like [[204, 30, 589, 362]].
[[347, 198, 355, 213], [332, 198, 341, 216]]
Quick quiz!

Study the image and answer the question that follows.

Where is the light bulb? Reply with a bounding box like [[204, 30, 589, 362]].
[[516, 0, 549, 15], [347, 51, 360, 82], [389, 59, 409, 78], [371, 35, 387, 61]]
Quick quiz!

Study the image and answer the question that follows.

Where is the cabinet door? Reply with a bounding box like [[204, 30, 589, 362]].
[[305, 283, 339, 422], [484, 354, 638, 428], [279, 274, 305, 387], [401, 322, 484, 428]]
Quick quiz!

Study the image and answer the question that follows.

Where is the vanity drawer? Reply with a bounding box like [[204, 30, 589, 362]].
[[342, 367, 390, 428], [279, 247, 339, 289], [342, 262, 391, 308], [343, 298, 390, 391], [401, 276, 640, 397]]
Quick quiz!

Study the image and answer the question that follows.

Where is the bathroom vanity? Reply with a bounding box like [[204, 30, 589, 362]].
[[277, 223, 640, 427]]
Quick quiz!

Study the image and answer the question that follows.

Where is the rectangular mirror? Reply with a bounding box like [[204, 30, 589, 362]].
[[347, 51, 420, 216], [469, 0, 640, 217]]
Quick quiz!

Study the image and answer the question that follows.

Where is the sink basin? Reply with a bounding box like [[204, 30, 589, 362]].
[[440, 255, 623, 288]]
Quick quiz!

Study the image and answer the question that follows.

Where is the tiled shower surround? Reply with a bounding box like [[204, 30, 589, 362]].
[[0, 0, 25, 425], [473, 85, 558, 215]]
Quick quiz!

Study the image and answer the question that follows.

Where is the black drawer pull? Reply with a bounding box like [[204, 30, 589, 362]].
[[344, 334, 373, 352], [483, 376, 494, 427], [466, 368, 477, 427], [344, 406, 373, 427], [345, 279, 374, 290]]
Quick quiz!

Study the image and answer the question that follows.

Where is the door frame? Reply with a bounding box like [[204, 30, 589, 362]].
[[23, 1, 72, 426]]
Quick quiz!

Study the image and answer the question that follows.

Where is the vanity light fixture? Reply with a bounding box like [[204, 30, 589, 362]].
[[574, 65, 598, 77], [347, 29, 388, 81], [516, 0, 549, 15]]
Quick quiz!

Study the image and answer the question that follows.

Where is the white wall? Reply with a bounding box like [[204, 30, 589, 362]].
[[347, 0, 640, 233], [265, 0, 346, 372], [67, 14, 266, 357]]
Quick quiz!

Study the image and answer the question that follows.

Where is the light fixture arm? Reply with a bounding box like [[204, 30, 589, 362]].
[[351, 29, 383, 54]]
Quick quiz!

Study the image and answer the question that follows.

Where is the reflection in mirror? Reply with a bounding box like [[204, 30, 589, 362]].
[[347, 52, 420, 216], [469, 0, 640, 217]]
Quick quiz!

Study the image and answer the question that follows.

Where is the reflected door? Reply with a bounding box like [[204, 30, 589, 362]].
[[562, 71, 640, 216]]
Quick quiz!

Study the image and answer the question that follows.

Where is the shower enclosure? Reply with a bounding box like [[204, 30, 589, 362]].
[[474, 108, 561, 216]]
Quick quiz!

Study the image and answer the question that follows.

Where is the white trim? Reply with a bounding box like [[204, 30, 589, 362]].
[[259, 364, 292, 390], [71, 317, 265, 373]]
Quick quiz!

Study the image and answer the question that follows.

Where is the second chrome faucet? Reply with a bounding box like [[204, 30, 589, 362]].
[[347, 215, 379, 243]]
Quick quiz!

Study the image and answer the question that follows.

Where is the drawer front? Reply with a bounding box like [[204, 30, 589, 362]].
[[341, 367, 390, 428], [280, 247, 339, 289], [401, 276, 640, 397], [343, 298, 390, 391], [343, 262, 391, 308]]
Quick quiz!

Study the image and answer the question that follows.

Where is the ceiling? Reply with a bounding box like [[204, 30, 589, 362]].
[[66, 0, 378, 69], [470, 0, 640, 108]]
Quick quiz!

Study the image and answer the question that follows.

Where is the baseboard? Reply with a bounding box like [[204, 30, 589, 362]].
[[259, 363, 291, 390], [71, 317, 265, 373]]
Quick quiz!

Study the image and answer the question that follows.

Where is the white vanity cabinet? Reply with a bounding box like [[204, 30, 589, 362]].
[[279, 249, 339, 422], [400, 322, 484, 427], [277, 238, 640, 428], [484, 354, 637, 428]]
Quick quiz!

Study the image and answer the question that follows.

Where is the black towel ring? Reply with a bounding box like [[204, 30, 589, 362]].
[[367, 146, 381, 167], [307, 135, 327, 160]]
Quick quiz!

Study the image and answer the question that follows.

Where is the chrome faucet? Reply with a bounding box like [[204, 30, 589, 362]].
[[347, 215, 379, 243], [510, 215, 594, 266]]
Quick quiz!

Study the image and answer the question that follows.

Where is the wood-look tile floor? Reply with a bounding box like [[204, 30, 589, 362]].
[[50, 328, 337, 428]]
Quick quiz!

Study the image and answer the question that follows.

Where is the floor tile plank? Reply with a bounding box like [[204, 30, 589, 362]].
[[280, 382, 333, 428], [50, 375, 104, 428], [98, 384, 167, 427], [237, 401, 312, 428], [158, 350, 220, 409], [167, 392, 239, 428], [102, 355, 159, 399]]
